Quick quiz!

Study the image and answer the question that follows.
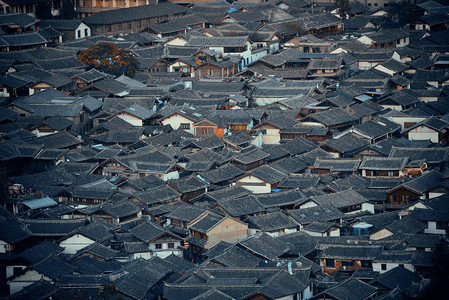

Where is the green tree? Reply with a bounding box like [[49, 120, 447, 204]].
[[35, 2, 53, 19], [334, 0, 351, 20], [60, 0, 76, 20], [78, 43, 140, 77], [417, 238, 449, 299]]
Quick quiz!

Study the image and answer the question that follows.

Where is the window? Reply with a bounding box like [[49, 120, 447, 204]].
[[127, 22, 132, 29], [381, 263, 387, 270], [341, 261, 353, 269], [155, 244, 162, 249], [77, 82, 84, 89], [436, 221, 446, 230], [325, 259, 335, 268], [107, 25, 111, 32], [118, 23, 122, 30], [361, 260, 372, 268], [12, 266, 23, 276], [180, 123, 190, 130], [137, 20, 141, 28], [168, 243, 174, 249], [201, 128, 208, 135], [77, 30, 81, 38], [84, 28, 89, 36]]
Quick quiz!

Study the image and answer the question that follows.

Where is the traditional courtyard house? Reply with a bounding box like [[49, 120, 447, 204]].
[[319, 244, 382, 275], [359, 157, 408, 178], [288, 204, 344, 231], [373, 58, 409, 77], [333, 117, 401, 144], [192, 119, 224, 138], [386, 171, 444, 206], [280, 125, 332, 143], [167, 175, 209, 202], [99, 149, 180, 180], [90, 199, 142, 225], [131, 185, 181, 208], [8, 255, 75, 295], [0, 31, 48, 52], [357, 50, 394, 70], [38, 20, 91, 41], [231, 164, 287, 194], [300, 107, 356, 131], [252, 115, 298, 145], [372, 250, 416, 274], [130, 220, 184, 259], [187, 213, 248, 250], [412, 69, 449, 88], [72, 69, 108, 92], [307, 57, 345, 80], [246, 211, 299, 237], [158, 105, 210, 135], [231, 148, 269, 171], [59, 220, 116, 255], [283, 34, 335, 54], [377, 91, 420, 111], [321, 135, 369, 158], [383, 110, 427, 131], [195, 56, 241, 79], [311, 277, 377, 300], [0, 12, 38, 34], [301, 189, 375, 215], [357, 29, 410, 48], [186, 36, 252, 69], [0, 216, 31, 254], [165, 204, 207, 230], [104, 104, 155, 127], [312, 158, 361, 177], [401, 117, 449, 144], [167, 58, 196, 77], [83, 2, 188, 35], [410, 208, 449, 235], [209, 195, 265, 221]]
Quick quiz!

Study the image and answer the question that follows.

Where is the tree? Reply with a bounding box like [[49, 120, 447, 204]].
[[35, 2, 53, 20], [416, 238, 449, 299], [60, 0, 76, 20], [334, 0, 351, 20], [78, 43, 140, 77]]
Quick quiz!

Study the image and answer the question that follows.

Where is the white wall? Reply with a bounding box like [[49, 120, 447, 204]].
[[261, 127, 281, 144], [76, 23, 91, 39], [162, 170, 179, 181], [117, 112, 143, 126], [59, 234, 95, 254], [408, 127, 439, 143], [0, 240, 10, 253], [424, 221, 447, 234], [161, 114, 194, 135], [233, 175, 271, 194], [9, 270, 52, 295], [6, 265, 26, 279], [372, 262, 414, 274]]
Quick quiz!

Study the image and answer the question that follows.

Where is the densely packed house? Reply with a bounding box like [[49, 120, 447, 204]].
[[0, 0, 449, 299]]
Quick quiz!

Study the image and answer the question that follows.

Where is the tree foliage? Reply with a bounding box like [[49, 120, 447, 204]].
[[60, 0, 76, 20], [334, 0, 351, 20], [78, 43, 140, 77], [416, 238, 449, 299], [35, 2, 53, 19]]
